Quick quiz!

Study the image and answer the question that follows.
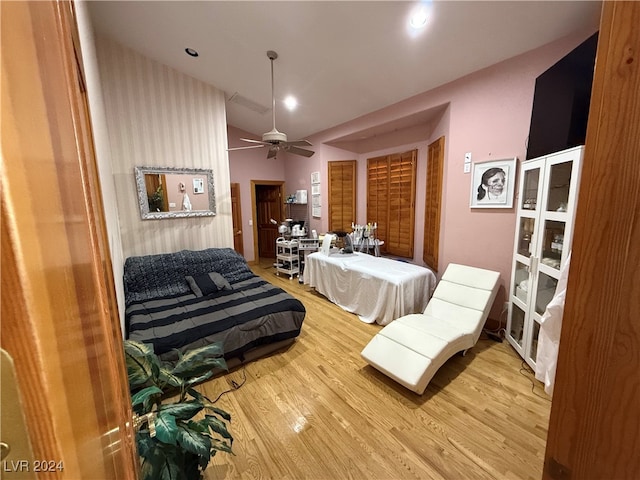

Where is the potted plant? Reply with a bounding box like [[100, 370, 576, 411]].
[[147, 185, 165, 212], [124, 340, 234, 480]]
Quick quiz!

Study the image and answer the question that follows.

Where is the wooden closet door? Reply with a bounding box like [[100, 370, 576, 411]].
[[328, 160, 357, 232], [367, 151, 417, 258], [423, 137, 445, 271], [367, 156, 390, 253], [387, 150, 416, 258], [1, 1, 137, 478]]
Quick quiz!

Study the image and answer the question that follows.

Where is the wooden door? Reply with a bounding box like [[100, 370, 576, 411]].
[[230, 183, 244, 256], [1, 1, 137, 478], [543, 2, 640, 478], [254, 183, 283, 259], [423, 136, 445, 271], [328, 160, 357, 232]]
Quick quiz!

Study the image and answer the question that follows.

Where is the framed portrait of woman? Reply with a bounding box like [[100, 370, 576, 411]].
[[469, 157, 517, 208]]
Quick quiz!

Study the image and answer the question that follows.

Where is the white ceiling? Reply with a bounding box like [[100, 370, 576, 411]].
[[88, 1, 602, 142]]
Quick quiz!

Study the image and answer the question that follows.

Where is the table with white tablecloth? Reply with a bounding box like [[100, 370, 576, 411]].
[[304, 251, 437, 326]]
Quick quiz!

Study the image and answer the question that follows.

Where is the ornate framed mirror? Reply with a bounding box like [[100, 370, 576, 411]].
[[134, 166, 216, 220]]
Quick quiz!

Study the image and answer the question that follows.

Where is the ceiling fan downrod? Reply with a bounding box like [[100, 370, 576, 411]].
[[262, 50, 287, 143], [267, 50, 278, 133]]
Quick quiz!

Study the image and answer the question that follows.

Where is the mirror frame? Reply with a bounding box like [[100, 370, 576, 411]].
[[134, 166, 216, 220]]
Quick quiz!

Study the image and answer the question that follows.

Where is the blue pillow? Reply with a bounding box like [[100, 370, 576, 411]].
[[185, 272, 231, 297]]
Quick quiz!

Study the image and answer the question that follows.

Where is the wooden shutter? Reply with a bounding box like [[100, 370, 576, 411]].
[[328, 160, 357, 232], [387, 151, 416, 257], [367, 150, 417, 258], [423, 137, 445, 271], [367, 156, 389, 252]]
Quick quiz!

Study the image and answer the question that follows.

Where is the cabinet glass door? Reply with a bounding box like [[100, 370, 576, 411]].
[[509, 304, 526, 348], [545, 161, 573, 212], [527, 320, 541, 365], [513, 261, 529, 303], [521, 167, 540, 211], [540, 220, 566, 270], [534, 271, 558, 315], [516, 217, 535, 257]]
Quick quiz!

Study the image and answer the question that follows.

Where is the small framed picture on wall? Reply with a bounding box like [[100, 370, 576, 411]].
[[469, 157, 517, 208], [193, 178, 204, 194]]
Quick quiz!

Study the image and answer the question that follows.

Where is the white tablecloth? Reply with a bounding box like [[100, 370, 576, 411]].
[[304, 251, 436, 325]]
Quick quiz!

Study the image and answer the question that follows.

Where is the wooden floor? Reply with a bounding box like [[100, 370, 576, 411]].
[[203, 260, 551, 480]]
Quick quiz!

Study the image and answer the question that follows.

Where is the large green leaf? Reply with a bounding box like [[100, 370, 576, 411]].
[[157, 458, 181, 480], [184, 371, 214, 388], [135, 431, 156, 459], [178, 358, 228, 380], [158, 367, 183, 388], [154, 412, 178, 446], [125, 341, 162, 387], [210, 438, 234, 455], [202, 414, 233, 441], [126, 352, 156, 387], [124, 340, 154, 358], [204, 405, 231, 422], [186, 420, 207, 434], [186, 388, 212, 403], [139, 442, 167, 480], [171, 343, 226, 376], [132, 386, 163, 407], [158, 401, 203, 420], [177, 424, 211, 458]]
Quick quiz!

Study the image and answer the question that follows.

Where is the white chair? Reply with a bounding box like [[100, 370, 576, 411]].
[[361, 263, 500, 394]]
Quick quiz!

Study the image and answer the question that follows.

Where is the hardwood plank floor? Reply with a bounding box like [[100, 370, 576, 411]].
[[203, 261, 551, 479]]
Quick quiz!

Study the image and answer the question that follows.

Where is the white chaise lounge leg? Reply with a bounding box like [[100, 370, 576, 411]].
[[361, 263, 500, 395]]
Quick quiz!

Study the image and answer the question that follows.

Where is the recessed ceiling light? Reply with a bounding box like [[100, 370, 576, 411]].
[[185, 47, 199, 57], [410, 10, 428, 29], [407, 3, 431, 35], [284, 96, 298, 111]]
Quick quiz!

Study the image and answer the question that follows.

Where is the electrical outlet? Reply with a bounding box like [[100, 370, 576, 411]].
[[503, 301, 510, 313]]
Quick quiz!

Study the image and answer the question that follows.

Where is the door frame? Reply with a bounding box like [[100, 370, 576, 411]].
[[1, 1, 137, 476], [251, 180, 285, 264], [230, 182, 244, 256]]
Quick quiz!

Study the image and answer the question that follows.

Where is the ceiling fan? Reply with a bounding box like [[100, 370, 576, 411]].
[[228, 50, 314, 159]]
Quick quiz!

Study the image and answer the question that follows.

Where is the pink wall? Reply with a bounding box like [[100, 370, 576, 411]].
[[282, 28, 596, 320], [227, 29, 596, 318], [228, 125, 286, 261]]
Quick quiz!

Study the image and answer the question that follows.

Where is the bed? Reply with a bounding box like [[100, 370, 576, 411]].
[[124, 248, 306, 362], [304, 251, 436, 326]]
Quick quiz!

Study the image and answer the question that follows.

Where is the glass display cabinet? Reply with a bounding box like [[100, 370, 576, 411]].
[[506, 146, 583, 369]]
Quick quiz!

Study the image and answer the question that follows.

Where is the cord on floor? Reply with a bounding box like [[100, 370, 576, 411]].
[[519, 360, 551, 402], [211, 364, 247, 403]]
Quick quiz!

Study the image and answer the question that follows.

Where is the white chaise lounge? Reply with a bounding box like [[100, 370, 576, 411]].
[[361, 263, 500, 395]]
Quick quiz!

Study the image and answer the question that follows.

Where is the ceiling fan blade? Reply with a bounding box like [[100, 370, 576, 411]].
[[285, 146, 315, 157], [240, 138, 270, 145], [227, 145, 265, 151], [284, 140, 312, 147]]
